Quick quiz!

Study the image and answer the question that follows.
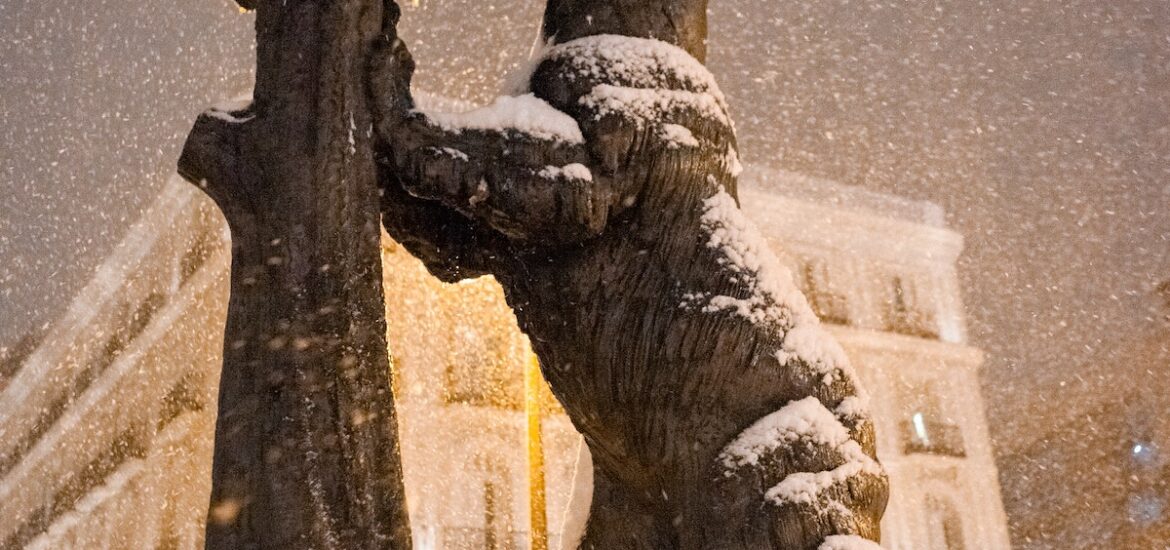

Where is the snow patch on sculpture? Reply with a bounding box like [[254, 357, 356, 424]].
[[581, 85, 730, 128], [697, 186, 813, 330], [436, 147, 469, 161], [718, 397, 883, 506], [698, 187, 866, 396], [543, 35, 732, 130], [660, 123, 699, 148], [818, 535, 885, 550], [835, 395, 869, 420], [764, 440, 882, 505], [703, 189, 883, 505], [421, 93, 584, 143], [205, 96, 254, 124], [718, 397, 851, 471], [775, 324, 860, 389], [723, 145, 744, 178], [543, 34, 727, 108], [539, 163, 594, 182]]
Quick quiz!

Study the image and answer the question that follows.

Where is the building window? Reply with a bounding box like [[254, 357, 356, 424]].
[[799, 259, 850, 325], [925, 495, 967, 550], [884, 276, 939, 339], [92, 291, 167, 374], [903, 387, 966, 457], [1130, 440, 1159, 468], [129, 292, 167, 339], [443, 324, 525, 410], [483, 475, 516, 550], [442, 461, 521, 550], [0, 392, 71, 476], [903, 417, 965, 457], [3, 430, 147, 549]]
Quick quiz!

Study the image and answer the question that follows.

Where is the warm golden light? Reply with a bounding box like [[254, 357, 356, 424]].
[[524, 349, 549, 550], [382, 239, 564, 548]]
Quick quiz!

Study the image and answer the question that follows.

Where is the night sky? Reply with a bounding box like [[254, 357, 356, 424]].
[[1, 0, 253, 342]]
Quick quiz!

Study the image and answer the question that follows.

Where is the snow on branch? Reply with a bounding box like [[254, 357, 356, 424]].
[[420, 94, 584, 143]]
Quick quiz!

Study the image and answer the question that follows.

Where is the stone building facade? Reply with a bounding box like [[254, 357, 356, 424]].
[[0, 168, 1011, 549]]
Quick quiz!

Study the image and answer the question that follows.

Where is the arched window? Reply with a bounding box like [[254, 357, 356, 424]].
[[482, 466, 516, 550], [441, 458, 519, 550], [799, 258, 850, 325], [884, 275, 939, 339], [443, 325, 525, 410]]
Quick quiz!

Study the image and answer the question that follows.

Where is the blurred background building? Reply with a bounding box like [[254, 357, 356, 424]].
[[0, 165, 1011, 549]]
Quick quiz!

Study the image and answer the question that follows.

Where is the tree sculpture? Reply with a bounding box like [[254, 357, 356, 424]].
[[371, 0, 889, 548], [177, 0, 411, 548], [180, 0, 887, 547]]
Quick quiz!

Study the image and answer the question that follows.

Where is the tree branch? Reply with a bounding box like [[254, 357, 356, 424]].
[[542, 0, 708, 62], [176, 105, 255, 226], [177, 1, 414, 547]]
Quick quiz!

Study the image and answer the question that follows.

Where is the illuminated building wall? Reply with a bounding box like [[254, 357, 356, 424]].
[[0, 167, 1011, 549]]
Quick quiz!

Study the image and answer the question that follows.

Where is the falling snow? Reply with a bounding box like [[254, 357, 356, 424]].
[[2, 0, 1169, 549]]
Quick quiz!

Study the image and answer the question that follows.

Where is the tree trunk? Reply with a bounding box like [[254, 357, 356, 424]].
[[372, 1, 889, 549], [177, 1, 411, 548]]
